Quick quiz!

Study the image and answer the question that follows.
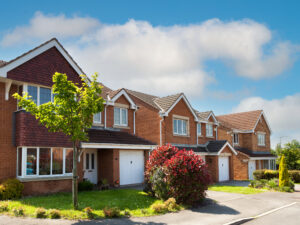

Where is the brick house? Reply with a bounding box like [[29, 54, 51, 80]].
[[125, 89, 240, 182], [0, 38, 155, 195], [217, 110, 276, 180]]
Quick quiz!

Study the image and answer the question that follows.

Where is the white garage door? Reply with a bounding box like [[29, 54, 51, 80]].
[[119, 150, 145, 185], [218, 156, 230, 182]]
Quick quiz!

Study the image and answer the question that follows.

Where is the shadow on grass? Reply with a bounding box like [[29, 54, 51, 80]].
[[71, 219, 166, 225], [17, 189, 159, 211], [189, 198, 240, 215]]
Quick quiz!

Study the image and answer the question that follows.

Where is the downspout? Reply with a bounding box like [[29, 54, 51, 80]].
[[160, 116, 164, 146], [133, 108, 136, 135], [104, 105, 107, 128], [196, 123, 199, 145], [216, 126, 218, 139]]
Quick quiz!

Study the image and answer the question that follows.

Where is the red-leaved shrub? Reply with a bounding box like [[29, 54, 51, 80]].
[[145, 144, 211, 205]]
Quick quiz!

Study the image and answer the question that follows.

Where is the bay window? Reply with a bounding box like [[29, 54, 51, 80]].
[[206, 124, 213, 137], [114, 107, 128, 126], [173, 118, 187, 135], [17, 147, 73, 178]]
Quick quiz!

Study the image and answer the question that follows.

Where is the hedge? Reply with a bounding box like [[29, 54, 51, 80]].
[[253, 170, 300, 183]]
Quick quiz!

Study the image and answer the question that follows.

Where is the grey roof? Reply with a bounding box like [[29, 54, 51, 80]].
[[235, 147, 276, 158], [0, 60, 7, 67], [154, 93, 182, 112], [173, 140, 228, 154]]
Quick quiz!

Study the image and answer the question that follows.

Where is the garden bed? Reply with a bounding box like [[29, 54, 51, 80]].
[[208, 185, 267, 194], [0, 189, 182, 219]]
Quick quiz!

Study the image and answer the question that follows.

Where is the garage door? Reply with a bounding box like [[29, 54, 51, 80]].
[[119, 150, 145, 185], [218, 156, 230, 182]]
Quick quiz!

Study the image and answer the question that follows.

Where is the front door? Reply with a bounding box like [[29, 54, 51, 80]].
[[218, 156, 230, 182], [248, 160, 256, 180], [83, 149, 98, 184]]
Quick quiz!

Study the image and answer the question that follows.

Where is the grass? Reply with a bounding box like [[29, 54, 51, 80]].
[[0, 189, 173, 219], [208, 185, 267, 194]]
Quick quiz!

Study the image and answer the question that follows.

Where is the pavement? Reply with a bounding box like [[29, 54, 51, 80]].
[[0, 183, 299, 225]]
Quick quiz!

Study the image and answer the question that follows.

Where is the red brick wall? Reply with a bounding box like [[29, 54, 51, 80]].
[[253, 115, 271, 152], [7, 47, 82, 87], [0, 83, 18, 182], [162, 99, 197, 145], [198, 122, 218, 144], [232, 153, 249, 180], [129, 95, 161, 144], [15, 111, 72, 147], [206, 156, 218, 182], [98, 149, 114, 184]]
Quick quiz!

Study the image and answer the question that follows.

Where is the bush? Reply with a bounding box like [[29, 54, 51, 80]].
[[0, 178, 24, 200], [49, 209, 61, 219], [253, 170, 265, 180], [84, 207, 94, 219], [280, 186, 293, 192], [279, 156, 289, 187], [0, 202, 9, 212], [249, 179, 268, 188], [35, 208, 47, 218], [12, 207, 24, 217], [150, 167, 169, 200], [164, 198, 180, 211], [78, 180, 94, 192], [289, 170, 300, 183], [103, 207, 120, 218], [264, 170, 279, 180], [267, 178, 279, 189], [151, 202, 168, 213]]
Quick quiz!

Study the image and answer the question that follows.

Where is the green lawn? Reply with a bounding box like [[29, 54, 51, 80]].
[[0, 189, 167, 219], [208, 185, 267, 194]]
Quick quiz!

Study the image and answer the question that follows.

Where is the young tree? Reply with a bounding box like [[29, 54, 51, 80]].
[[13, 72, 104, 209], [273, 140, 300, 170], [279, 155, 289, 187]]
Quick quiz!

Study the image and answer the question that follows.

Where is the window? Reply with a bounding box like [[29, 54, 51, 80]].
[[26, 85, 53, 106], [93, 112, 101, 124], [262, 160, 269, 169], [17, 147, 73, 178], [206, 124, 213, 137], [270, 160, 276, 170], [233, 133, 239, 145], [114, 107, 128, 126], [197, 123, 202, 136], [258, 133, 266, 146], [173, 119, 187, 135]]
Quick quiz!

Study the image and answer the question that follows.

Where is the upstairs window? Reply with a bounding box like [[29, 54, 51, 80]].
[[93, 112, 101, 124], [197, 123, 202, 136], [206, 124, 213, 137], [258, 133, 266, 146], [114, 107, 128, 126], [173, 119, 187, 135], [26, 85, 52, 106], [233, 133, 239, 145]]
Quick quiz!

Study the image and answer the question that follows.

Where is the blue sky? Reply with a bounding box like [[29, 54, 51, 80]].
[[1, 0, 299, 146]]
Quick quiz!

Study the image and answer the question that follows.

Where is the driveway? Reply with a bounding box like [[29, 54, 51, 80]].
[[0, 188, 299, 225]]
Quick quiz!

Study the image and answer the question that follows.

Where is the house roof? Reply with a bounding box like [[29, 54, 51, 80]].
[[87, 129, 155, 145], [0, 60, 7, 67], [216, 110, 264, 132], [154, 93, 183, 112], [173, 140, 236, 155], [195, 110, 212, 121], [125, 89, 160, 109], [0, 38, 86, 78], [235, 147, 276, 158]]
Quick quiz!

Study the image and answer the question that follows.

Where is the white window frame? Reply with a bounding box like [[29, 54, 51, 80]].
[[17, 147, 73, 179], [257, 133, 266, 146], [206, 124, 213, 137], [93, 112, 102, 124], [197, 123, 202, 136], [233, 133, 239, 145], [23, 84, 55, 106], [114, 107, 128, 126], [173, 118, 188, 136]]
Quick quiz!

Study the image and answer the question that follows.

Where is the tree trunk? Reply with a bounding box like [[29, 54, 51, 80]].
[[72, 141, 78, 209]]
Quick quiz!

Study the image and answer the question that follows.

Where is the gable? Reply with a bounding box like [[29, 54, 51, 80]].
[[169, 98, 194, 118], [254, 113, 271, 134], [115, 94, 130, 105], [7, 47, 82, 87]]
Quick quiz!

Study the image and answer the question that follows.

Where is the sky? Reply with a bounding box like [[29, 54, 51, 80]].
[[0, 0, 299, 147]]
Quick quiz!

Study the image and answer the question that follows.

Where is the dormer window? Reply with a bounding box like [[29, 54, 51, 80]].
[[114, 107, 128, 126], [206, 124, 213, 137], [233, 133, 239, 145], [93, 112, 101, 124], [258, 133, 266, 146]]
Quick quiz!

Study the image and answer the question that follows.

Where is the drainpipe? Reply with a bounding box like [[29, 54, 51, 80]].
[[160, 116, 164, 146], [104, 105, 107, 128], [133, 109, 136, 135], [216, 126, 218, 140], [196, 123, 199, 145]]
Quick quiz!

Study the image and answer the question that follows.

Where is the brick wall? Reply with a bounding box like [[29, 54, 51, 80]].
[[198, 122, 218, 144], [15, 111, 72, 147], [252, 115, 271, 152], [206, 156, 218, 182], [162, 99, 197, 145], [232, 153, 249, 180], [98, 149, 114, 184], [7, 47, 82, 87], [0, 83, 18, 182]]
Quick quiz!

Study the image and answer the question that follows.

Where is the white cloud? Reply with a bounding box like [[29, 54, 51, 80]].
[[1, 12, 99, 47], [233, 94, 300, 147], [1, 13, 299, 96]]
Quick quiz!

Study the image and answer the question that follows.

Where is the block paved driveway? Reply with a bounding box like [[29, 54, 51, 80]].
[[0, 184, 299, 225]]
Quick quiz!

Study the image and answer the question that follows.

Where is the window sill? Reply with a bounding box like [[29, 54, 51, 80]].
[[113, 125, 130, 129], [206, 136, 214, 138], [17, 175, 72, 182], [173, 134, 190, 137], [93, 123, 104, 127], [258, 145, 266, 147], [197, 135, 203, 137]]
